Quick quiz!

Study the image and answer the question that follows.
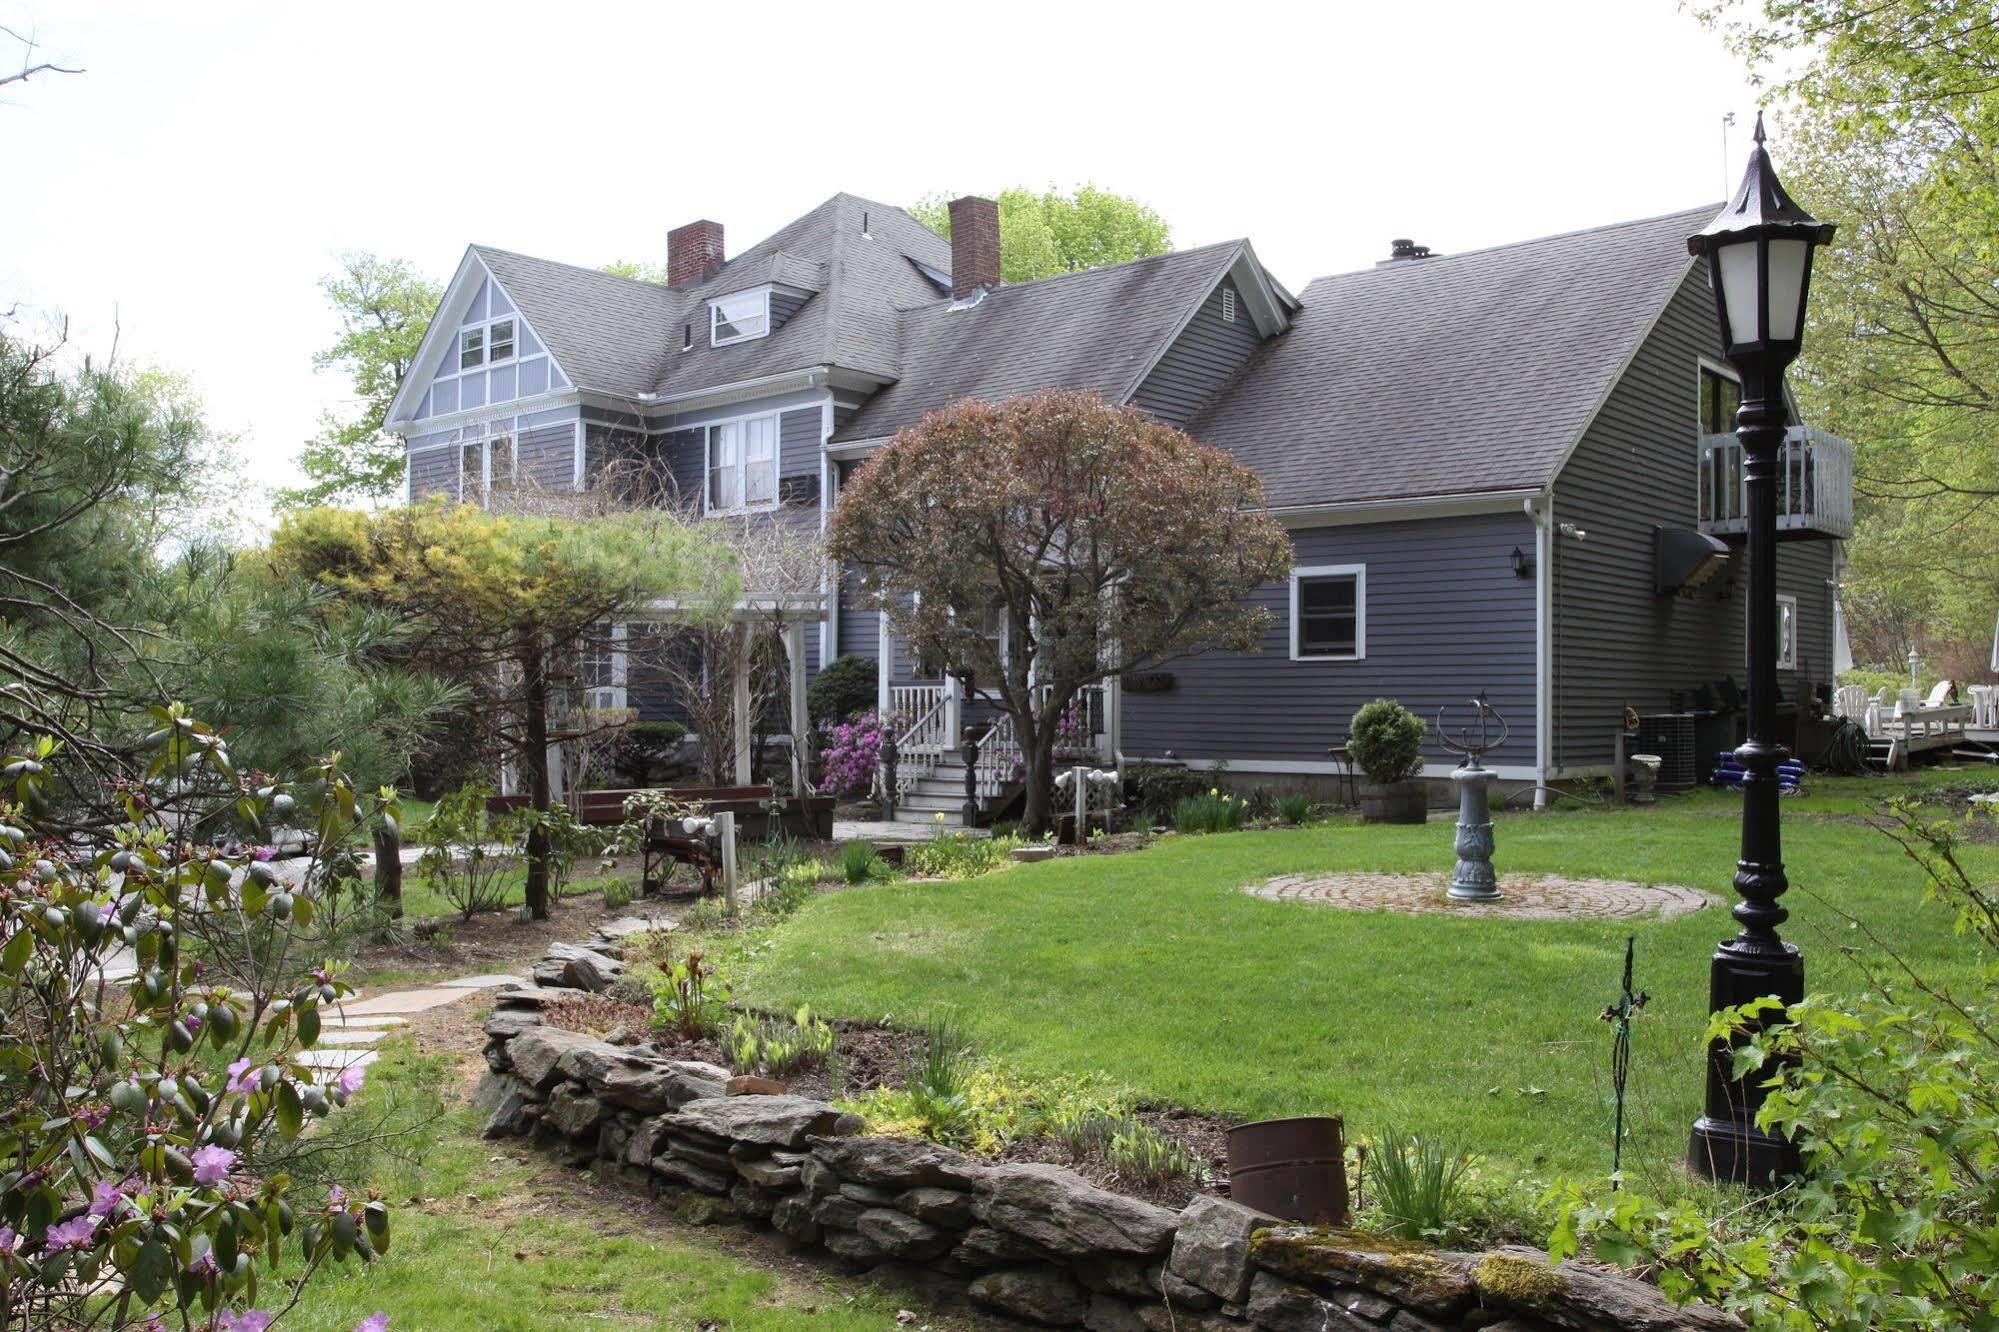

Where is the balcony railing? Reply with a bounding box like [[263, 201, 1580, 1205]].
[[1697, 426, 1854, 541]]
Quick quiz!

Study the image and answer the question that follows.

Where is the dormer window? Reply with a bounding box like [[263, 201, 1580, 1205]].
[[710, 288, 770, 346]]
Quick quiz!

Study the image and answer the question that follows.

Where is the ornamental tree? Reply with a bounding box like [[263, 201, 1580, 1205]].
[[826, 389, 1292, 834], [266, 500, 733, 918], [0, 708, 389, 1331]]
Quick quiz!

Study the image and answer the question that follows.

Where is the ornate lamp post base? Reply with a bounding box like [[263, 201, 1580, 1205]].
[[1448, 762, 1501, 902], [1688, 937, 1804, 1183]]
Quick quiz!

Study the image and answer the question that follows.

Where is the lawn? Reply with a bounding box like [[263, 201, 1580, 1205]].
[[737, 771, 1999, 1189], [283, 1036, 954, 1331]]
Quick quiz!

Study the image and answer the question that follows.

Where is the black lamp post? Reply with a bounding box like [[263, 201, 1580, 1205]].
[[1685, 113, 1835, 1185]]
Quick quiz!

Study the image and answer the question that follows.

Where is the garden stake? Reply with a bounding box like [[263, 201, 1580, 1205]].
[[1600, 935, 1649, 1184]]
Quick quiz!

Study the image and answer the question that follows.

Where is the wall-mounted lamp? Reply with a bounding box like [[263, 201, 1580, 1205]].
[[1510, 547, 1534, 579]]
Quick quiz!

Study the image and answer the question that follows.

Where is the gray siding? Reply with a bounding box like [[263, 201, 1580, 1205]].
[[779, 408, 820, 480], [1123, 514, 1539, 772], [1131, 280, 1263, 429], [1549, 267, 1841, 773], [408, 445, 457, 500], [515, 422, 575, 489], [771, 291, 809, 331]]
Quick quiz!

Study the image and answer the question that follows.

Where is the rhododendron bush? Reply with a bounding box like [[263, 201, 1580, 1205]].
[[0, 706, 389, 1331], [817, 712, 899, 799], [827, 389, 1292, 832]]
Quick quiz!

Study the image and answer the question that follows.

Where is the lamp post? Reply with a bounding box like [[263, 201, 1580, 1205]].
[[1685, 113, 1835, 1185]]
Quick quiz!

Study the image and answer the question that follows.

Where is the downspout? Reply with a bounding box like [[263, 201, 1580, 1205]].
[[1527, 493, 1553, 809]]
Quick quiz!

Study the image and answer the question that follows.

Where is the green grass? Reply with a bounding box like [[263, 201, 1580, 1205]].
[[737, 778, 1997, 1188], [284, 1037, 951, 1331], [394, 867, 621, 922]]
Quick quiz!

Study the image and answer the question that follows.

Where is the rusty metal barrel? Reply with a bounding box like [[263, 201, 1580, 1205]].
[[1226, 1115, 1350, 1224]]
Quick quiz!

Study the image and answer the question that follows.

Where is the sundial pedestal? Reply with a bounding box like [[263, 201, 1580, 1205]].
[[1447, 759, 1502, 902]]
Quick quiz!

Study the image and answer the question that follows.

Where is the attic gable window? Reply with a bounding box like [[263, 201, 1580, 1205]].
[[458, 318, 516, 370], [710, 288, 771, 346]]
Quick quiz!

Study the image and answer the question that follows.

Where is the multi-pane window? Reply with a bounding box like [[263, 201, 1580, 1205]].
[[582, 623, 628, 711], [1699, 363, 1740, 434], [1290, 565, 1365, 660], [707, 414, 779, 513], [459, 326, 484, 371], [459, 318, 515, 370], [457, 430, 516, 505], [710, 289, 770, 346]]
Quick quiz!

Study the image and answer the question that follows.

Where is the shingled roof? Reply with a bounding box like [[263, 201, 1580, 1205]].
[[1187, 205, 1717, 510], [831, 240, 1247, 445]]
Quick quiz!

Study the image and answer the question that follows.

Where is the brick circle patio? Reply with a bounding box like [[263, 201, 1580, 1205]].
[[1246, 872, 1714, 920]]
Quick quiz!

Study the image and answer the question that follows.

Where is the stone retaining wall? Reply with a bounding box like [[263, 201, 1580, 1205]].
[[478, 980, 1738, 1331]]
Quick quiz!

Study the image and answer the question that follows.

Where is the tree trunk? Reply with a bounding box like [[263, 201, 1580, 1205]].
[[1017, 706, 1063, 837], [523, 640, 553, 921], [372, 821, 403, 919]]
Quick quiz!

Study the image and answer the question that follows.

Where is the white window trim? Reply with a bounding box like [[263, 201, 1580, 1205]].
[[709, 287, 772, 348], [585, 623, 629, 711], [454, 421, 518, 507], [1289, 564, 1367, 662], [702, 409, 782, 516], [1776, 593, 1799, 671]]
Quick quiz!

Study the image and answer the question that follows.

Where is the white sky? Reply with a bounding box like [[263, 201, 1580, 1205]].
[[1, 0, 1761, 506]]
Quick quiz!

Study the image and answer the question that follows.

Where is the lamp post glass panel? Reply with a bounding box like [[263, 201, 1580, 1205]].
[[1684, 113, 1835, 1185]]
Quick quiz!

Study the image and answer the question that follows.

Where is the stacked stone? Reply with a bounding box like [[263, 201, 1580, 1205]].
[[477, 986, 1739, 1332]]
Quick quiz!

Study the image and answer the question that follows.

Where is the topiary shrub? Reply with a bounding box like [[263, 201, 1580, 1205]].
[[608, 720, 689, 786], [1348, 698, 1427, 785], [808, 654, 878, 726]]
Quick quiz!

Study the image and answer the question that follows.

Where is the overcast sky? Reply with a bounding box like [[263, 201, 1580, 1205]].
[[2, 0, 1762, 506]]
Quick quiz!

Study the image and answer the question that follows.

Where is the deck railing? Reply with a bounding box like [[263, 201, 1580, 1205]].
[[1697, 426, 1854, 540]]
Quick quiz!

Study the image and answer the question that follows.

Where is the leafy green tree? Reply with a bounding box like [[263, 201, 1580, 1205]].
[[280, 253, 441, 510], [601, 258, 670, 285], [267, 501, 733, 918], [910, 185, 1171, 283], [1695, 1, 1999, 672]]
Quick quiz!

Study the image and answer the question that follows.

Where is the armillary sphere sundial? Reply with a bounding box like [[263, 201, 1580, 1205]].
[[1437, 692, 1509, 902]]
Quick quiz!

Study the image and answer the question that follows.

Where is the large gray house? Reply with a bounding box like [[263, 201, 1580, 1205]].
[[384, 193, 1851, 806]]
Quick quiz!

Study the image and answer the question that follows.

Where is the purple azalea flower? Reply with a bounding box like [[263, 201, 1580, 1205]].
[[183, 1013, 203, 1034], [335, 1062, 367, 1097], [186, 1250, 218, 1277], [216, 1312, 272, 1332], [251, 846, 276, 862], [87, 1178, 127, 1218], [0, 1226, 19, 1254], [225, 1058, 257, 1094], [45, 1215, 96, 1250], [327, 1184, 346, 1207], [190, 1144, 236, 1188], [354, 1315, 389, 1332]]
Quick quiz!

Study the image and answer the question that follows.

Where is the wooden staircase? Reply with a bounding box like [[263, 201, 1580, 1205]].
[[890, 751, 1019, 826]]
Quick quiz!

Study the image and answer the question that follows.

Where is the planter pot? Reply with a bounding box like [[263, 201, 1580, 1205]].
[[1628, 754, 1662, 805], [1359, 778, 1428, 824], [1226, 1115, 1350, 1224]]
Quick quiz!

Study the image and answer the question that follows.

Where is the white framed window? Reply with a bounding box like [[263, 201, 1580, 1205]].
[[583, 623, 629, 711], [709, 288, 771, 346], [706, 412, 780, 514], [1776, 594, 1799, 671], [459, 317, 516, 370], [456, 427, 516, 505], [459, 326, 484, 371], [1290, 564, 1366, 661]]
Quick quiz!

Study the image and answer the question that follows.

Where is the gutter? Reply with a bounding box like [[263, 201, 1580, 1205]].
[[1269, 488, 1544, 529]]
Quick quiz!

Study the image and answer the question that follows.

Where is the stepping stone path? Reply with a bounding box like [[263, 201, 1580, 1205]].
[[312, 973, 530, 1076]]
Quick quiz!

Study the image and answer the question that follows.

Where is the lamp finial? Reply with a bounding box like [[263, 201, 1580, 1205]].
[[1752, 110, 1766, 146]]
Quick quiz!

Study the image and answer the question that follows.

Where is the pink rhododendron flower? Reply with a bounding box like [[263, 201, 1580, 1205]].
[[354, 1315, 389, 1332], [186, 1250, 218, 1277], [327, 1184, 346, 1207], [335, 1062, 367, 1097], [225, 1058, 257, 1094], [0, 1226, 19, 1254], [190, 1144, 236, 1188], [45, 1215, 96, 1250]]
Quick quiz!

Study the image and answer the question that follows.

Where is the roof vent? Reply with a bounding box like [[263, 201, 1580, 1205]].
[[1388, 238, 1431, 262]]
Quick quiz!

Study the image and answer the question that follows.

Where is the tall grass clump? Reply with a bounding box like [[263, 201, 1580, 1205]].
[[1366, 1131, 1473, 1241]]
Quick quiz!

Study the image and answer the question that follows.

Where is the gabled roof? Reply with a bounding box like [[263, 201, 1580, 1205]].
[[1190, 205, 1718, 510], [471, 246, 679, 400], [830, 240, 1252, 444]]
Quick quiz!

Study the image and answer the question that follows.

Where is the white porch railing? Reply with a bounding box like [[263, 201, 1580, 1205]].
[[889, 690, 953, 797], [969, 682, 1112, 801], [1698, 426, 1854, 540]]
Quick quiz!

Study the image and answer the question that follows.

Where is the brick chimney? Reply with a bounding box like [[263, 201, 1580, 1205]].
[[947, 196, 1000, 300], [667, 219, 725, 287]]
